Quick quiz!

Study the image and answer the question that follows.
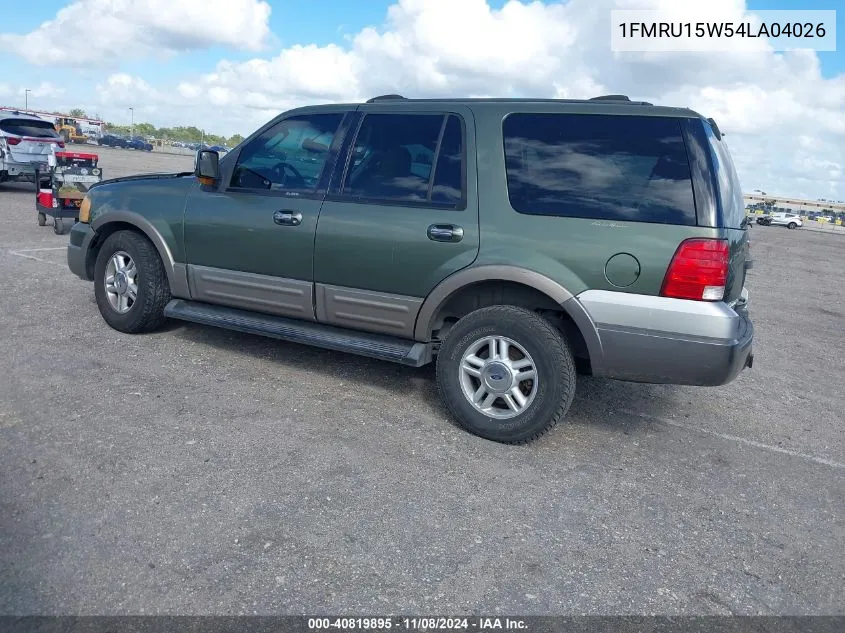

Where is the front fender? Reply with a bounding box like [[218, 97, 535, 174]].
[[85, 175, 194, 297], [90, 211, 190, 298]]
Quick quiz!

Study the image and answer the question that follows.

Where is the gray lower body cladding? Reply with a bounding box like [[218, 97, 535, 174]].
[[595, 316, 753, 386], [577, 289, 753, 386], [164, 299, 433, 367], [67, 222, 96, 281]]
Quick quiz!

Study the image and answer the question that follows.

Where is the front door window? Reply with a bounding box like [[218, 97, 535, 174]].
[[230, 113, 344, 193]]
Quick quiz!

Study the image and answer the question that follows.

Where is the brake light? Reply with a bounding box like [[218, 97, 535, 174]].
[[660, 238, 730, 301], [6, 137, 21, 146]]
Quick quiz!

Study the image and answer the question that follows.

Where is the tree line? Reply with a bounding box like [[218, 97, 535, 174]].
[[68, 108, 244, 148]]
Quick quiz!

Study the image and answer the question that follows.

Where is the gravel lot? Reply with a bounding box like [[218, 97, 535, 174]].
[[1, 146, 843, 615]]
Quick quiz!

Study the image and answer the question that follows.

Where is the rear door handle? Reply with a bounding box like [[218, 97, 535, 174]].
[[427, 224, 464, 243], [273, 210, 302, 226]]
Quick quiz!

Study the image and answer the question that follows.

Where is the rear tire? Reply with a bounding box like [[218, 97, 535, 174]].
[[436, 305, 576, 444], [37, 212, 46, 226], [93, 230, 171, 333]]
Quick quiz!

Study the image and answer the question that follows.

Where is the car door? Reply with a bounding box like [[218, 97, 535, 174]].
[[313, 105, 479, 339], [183, 108, 352, 321]]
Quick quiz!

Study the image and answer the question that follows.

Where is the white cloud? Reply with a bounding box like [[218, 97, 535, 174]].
[[5, 0, 842, 198], [162, 0, 844, 197], [0, 0, 272, 66], [96, 74, 167, 108], [0, 82, 64, 112], [25, 81, 65, 99]]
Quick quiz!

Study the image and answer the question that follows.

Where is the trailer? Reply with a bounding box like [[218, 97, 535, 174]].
[[35, 151, 103, 234]]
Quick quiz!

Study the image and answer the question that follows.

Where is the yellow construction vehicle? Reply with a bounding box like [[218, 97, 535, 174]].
[[54, 117, 88, 144]]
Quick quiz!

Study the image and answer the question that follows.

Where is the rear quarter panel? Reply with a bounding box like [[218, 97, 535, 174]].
[[471, 103, 717, 296]]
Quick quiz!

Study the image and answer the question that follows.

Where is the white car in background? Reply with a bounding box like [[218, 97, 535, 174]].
[[0, 111, 65, 186], [768, 212, 803, 229]]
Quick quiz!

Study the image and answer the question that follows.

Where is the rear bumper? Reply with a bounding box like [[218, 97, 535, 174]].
[[67, 222, 96, 281], [578, 289, 754, 387], [596, 311, 753, 386], [1, 158, 47, 177]]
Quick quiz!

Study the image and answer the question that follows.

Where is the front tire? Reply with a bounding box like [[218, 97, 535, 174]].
[[93, 230, 171, 333], [788, 222, 797, 229], [436, 305, 576, 444]]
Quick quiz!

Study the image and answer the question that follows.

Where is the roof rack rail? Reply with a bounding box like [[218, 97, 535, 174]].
[[588, 94, 653, 106], [366, 94, 407, 103]]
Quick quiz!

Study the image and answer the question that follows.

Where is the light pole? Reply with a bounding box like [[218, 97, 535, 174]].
[[129, 107, 134, 138], [24, 89, 31, 112]]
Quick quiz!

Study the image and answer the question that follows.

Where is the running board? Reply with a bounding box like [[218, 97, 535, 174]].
[[164, 299, 433, 367]]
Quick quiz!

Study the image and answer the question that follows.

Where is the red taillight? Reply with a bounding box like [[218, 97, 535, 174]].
[[6, 137, 21, 146], [660, 238, 730, 301]]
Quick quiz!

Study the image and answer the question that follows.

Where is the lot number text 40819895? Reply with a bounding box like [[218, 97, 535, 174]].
[[307, 617, 528, 630]]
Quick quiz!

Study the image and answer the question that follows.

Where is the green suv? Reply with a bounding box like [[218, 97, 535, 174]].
[[67, 94, 754, 443]]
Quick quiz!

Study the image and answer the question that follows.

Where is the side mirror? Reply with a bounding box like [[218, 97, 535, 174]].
[[195, 149, 220, 185]]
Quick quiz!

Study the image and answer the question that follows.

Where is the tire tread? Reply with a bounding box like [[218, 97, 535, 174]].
[[94, 230, 171, 333]]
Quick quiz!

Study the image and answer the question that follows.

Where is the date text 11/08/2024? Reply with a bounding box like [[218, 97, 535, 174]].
[[307, 617, 528, 630]]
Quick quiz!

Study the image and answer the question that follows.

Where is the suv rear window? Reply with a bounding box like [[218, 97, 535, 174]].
[[0, 119, 60, 138], [503, 113, 697, 225]]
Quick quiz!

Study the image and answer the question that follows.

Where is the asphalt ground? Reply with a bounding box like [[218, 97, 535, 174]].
[[0, 146, 843, 615]]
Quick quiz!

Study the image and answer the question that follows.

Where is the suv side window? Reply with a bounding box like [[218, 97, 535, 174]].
[[340, 113, 465, 208], [431, 115, 464, 205], [503, 113, 697, 225], [230, 113, 344, 192], [704, 122, 745, 230]]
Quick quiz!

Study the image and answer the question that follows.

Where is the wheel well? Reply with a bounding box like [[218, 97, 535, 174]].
[[85, 222, 149, 279], [427, 280, 592, 370]]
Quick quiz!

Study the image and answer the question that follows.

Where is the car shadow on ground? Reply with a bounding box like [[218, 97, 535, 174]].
[[168, 320, 674, 437], [0, 182, 36, 194]]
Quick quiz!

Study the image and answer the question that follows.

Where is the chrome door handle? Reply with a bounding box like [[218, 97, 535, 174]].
[[273, 210, 302, 226], [427, 224, 464, 243]]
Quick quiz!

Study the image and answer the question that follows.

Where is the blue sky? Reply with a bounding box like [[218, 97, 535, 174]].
[[1, 0, 843, 199], [745, 0, 842, 75]]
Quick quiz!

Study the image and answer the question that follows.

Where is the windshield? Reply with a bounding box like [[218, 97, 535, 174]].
[[0, 119, 60, 138]]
